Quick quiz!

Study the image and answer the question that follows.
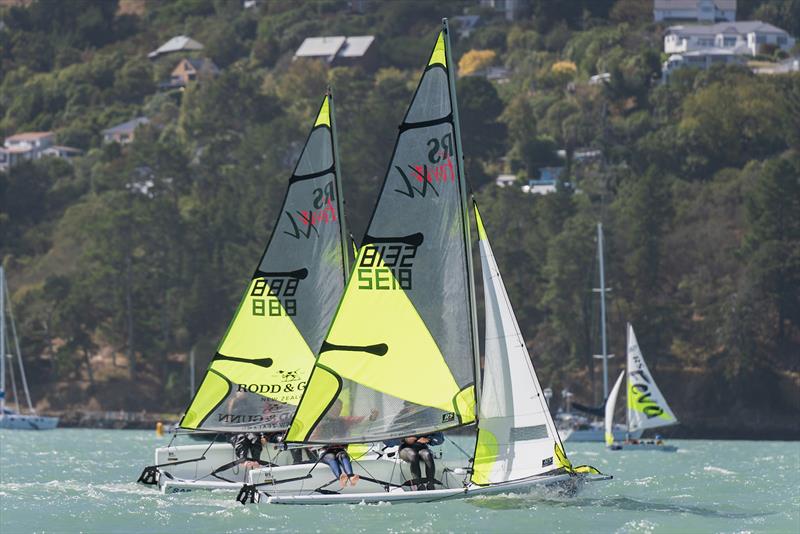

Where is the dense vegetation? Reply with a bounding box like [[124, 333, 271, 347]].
[[1, 0, 798, 436]]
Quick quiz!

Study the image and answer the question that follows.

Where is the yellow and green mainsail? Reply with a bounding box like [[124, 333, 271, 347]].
[[287, 27, 479, 444], [180, 94, 350, 432]]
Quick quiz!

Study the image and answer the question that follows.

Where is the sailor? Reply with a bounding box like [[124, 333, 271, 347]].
[[387, 433, 444, 491], [230, 432, 266, 469]]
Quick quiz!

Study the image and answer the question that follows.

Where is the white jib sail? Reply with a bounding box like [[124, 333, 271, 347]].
[[626, 324, 678, 433], [471, 206, 561, 485], [605, 370, 625, 446]]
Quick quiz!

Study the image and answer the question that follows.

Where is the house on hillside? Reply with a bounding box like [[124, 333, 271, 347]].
[[1, 131, 82, 170], [480, 0, 523, 22], [40, 145, 83, 161], [148, 35, 204, 60], [294, 35, 377, 69], [662, 47, 746, 80], [664, 21, 795, 56], [102, 117, 150, 144], [654, 0, 736, 23], [495, 174, 517, 187], [160, 57, 219, 90], [451, 15, 482, 38]]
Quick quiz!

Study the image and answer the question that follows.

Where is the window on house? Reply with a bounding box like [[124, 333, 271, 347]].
[[777, 36, 787, 45], [188, 73, 196, 81], [756, 35, 766, 44], [723, 37, 736, 46]]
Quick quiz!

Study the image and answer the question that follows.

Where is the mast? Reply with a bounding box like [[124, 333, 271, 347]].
[[0, 266, 5, 416], [625, 323, 630, 438], [6, 274, 34, 413], [594, 223, 610, 400], [328, 87, 351, 280], [443, 18, 482, 410]]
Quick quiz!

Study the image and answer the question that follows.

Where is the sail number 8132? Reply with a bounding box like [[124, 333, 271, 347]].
[[357, 244, 416, 290]]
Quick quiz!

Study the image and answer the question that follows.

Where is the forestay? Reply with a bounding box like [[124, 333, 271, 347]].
[[626, 324, 678, 433], [287, 29, 479, 444], [180, 95, 349, 432], [471, 204, 564, 485], [605, 370, 625, 446]]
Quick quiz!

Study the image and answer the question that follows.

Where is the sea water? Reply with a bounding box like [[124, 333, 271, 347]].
[[0, 429, 798, 533]]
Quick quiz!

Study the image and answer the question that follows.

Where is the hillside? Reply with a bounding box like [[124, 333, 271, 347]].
[[1, 0, 799, 437]]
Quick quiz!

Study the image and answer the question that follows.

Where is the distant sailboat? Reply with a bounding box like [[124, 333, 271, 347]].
[[604, 324, 678, 451], [0, 266, 59, 430], [556, 224, 643, 442]]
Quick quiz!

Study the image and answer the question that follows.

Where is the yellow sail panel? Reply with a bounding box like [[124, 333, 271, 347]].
[[474, 202, 488, 242], [181, 370, 229, 429], [286, 365, 340, 441], [428, 30, 447, 67], [471, 429, 499, 485], [182, 279, 315, 430], [318, 245, 460, 408], [314, 95, 331, 128]]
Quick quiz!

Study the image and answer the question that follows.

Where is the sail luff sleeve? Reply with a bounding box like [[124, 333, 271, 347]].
[[180, 94, 347, 432], [443, 17, 482, 413], [328, 89, 351, 281], [286, 28, 477, 445]]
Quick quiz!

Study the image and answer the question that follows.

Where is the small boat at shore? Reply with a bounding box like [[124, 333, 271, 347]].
[[604, 324, 678, 452], [0, 266, 59, 431]]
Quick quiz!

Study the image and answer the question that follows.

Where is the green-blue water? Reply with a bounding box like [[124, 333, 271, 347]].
[[0, 430, 798, 533]]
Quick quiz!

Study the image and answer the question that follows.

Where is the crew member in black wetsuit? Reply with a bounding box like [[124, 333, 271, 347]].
[[387, 433, 444, 490], [230, 432, 265, 468]]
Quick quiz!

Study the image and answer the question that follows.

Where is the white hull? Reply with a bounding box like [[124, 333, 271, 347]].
[[0, 414, 59, 430], [562, 425, 642, 442], [608, 442, 677, 452], [150, 442, 319, 493]]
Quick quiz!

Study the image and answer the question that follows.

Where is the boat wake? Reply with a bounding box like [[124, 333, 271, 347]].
[[469, 494, 773, 519]]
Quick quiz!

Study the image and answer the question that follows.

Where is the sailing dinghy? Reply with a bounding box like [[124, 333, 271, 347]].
[[137, 92, 352, 493], [0, 266, 59, 430], [604, 324, 678, 451], [236, 20, 608, 505]]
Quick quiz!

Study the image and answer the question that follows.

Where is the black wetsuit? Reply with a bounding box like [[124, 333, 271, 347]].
[[230, 433, 264, 462]]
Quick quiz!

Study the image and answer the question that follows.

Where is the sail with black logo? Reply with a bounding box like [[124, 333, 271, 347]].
[[286, 27, 480, 444], [179, 93, 350, 433], [626, 324, 678, 433]]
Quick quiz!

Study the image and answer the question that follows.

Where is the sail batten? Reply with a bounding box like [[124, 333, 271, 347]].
[[287, 23, 478, 444], [179, 94, 348, 433]]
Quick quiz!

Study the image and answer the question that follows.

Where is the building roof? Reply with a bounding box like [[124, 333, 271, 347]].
[[102, 117, 150, 135], [654, 0, 736, 9], [295, 36, 347, 61], [294, 35, 375, 62], [667, 21, 789, 36], [5, 131, 54, 143], [337, 36, 375, 58], [43, 145, 83, 154], [148, 35, 204, 59]]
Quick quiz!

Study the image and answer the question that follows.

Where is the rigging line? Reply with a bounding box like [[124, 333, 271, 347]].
[[6, 329, 19, 412], [4, 279, 33, 412]]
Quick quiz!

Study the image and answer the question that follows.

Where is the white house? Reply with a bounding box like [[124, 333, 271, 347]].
[[1, 132, 82, 171], [495, 174, 517, 187], [654, 0, 736, 23], [664, 21, 795, 56], [662, 47, 746, 80]]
